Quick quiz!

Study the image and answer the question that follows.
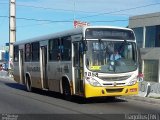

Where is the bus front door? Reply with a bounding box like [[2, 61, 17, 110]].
[[73, 42, 84, 95], [41, 46, 48, 89]]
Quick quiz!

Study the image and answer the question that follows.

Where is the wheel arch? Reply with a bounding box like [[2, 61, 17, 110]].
[[60, 75, 73, 95], [25, 72, 32, 86]]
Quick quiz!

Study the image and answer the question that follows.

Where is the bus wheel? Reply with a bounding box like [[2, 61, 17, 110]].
[[26, 76, 32, 92], [62, 80, 72, 101]]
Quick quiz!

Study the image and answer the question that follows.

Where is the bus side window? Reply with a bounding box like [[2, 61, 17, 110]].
[[32, 42, 40, 61], [25, 43, 31, 62], [14, 45, 19, 62], [49, 39, 60, 61], [61, 36, 71, 61]]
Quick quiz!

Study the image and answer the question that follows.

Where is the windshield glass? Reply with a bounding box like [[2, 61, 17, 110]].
[[85, 40, 137, 73]]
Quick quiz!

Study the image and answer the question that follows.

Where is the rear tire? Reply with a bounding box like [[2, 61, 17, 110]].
[[26, 76, 32, 92]]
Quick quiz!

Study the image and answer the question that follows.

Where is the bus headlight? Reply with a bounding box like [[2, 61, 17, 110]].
[[128, 79, 137, 86], [86, 78, 101, 87]]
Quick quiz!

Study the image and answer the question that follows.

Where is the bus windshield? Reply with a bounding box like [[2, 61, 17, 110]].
[[85, 40, 138, 73]]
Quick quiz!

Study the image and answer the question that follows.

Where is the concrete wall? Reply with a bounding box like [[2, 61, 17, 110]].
[[129, 12, 160, 97], [140, 48, 160, 60], [139, 81, 160, 97], [129, 12, 160, 28]]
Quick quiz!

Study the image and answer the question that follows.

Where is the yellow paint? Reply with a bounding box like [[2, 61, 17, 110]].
[[84, 83, 138, 98], [90, 66, 101, 70]]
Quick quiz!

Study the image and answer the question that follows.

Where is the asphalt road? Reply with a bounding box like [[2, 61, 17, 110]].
[[0, 77, 159, 120]]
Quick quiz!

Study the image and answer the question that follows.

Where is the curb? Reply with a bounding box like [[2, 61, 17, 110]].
[[0, 76, 14, 81], [120, 95, 160, 104]]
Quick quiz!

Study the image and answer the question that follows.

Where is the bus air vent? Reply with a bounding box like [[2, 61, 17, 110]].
[[106, 88, 123, 93], [99, 75, 130, 81]]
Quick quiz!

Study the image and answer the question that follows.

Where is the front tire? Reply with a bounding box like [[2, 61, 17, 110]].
[[62, 80, 72, 101]]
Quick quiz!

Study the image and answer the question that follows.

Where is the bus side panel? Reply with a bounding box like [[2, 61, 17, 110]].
[[31, 62, 42, 89], [48, 62, 61, 92], [47, 62, 72, 93], [13, 62, 21, 83], [24, 62, 42, 89], [60, 62, 72, 93]]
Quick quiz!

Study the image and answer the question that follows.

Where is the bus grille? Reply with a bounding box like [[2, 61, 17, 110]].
[[99, 75, 130, 81], [106, 88, 123, 93], [103, 83, 125, 86]]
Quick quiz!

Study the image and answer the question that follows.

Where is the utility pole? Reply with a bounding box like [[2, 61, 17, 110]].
[[9, 0, 16, 69]]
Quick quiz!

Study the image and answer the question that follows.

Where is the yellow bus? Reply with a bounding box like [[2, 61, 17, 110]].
[[13, 26, 142, 99]]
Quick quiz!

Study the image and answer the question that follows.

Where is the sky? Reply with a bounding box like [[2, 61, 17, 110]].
[[0, 0, 160, 48]]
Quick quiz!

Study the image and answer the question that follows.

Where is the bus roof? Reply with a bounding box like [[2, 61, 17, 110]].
[[14, 26, 133, 45]]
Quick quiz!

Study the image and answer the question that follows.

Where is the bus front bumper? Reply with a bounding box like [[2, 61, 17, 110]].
[[84, 83, 138, 98]]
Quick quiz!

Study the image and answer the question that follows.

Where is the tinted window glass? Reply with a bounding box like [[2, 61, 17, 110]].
[[25, 43, 31, 61], [49, 39, 60, 61], [49, 37, 71, 61], [14, 45, 19, 62], [132, 27, 143, 48], [61, 36, 71, 61], [32, 42, 40, 61], [145, 26, 156, 47]]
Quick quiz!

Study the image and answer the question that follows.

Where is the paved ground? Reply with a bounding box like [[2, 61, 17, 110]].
[[0, 70, 160, 105], [0, 71, 160, 120]]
